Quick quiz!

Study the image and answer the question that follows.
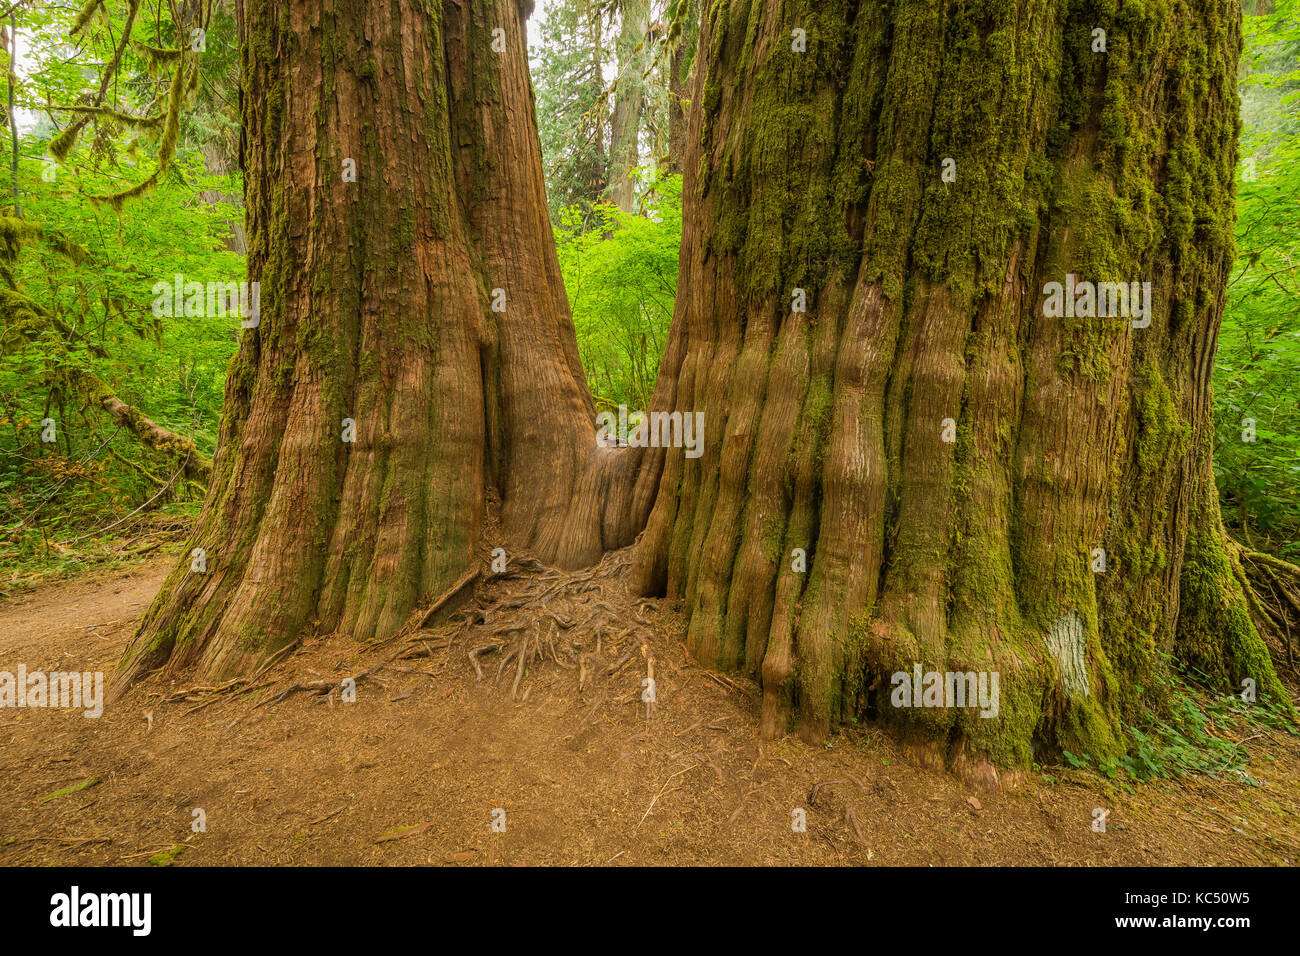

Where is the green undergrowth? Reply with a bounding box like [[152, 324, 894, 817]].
[[148, 845, 187, 866], [0, 505, 195, 598], [1052, 656, 1295, 791]]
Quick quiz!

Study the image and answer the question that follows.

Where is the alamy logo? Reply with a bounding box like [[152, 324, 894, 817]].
[[1042, 274, 1152, 329], [596, 405, 704, 459], [0, 666, 103, 717], [50, 886, 151, 936], [890, 666, 999, 718], [152, 274, 261, 328]]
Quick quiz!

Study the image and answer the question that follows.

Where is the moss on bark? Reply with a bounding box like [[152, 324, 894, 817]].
[[632, 0, 1288, 777]]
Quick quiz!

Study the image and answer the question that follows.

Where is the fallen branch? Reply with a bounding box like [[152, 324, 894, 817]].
[[68, 367, 212, 483], [636, 764, 698, 829], [393, 567, 482, 639]]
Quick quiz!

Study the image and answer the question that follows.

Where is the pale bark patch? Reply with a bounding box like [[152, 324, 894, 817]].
[[1045, 610, 1090, 698]]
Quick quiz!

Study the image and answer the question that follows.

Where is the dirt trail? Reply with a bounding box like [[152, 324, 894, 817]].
[[1, 556, 1297, 866]]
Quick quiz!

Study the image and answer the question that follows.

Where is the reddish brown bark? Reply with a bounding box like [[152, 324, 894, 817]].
[[116, 0, 1286, 785], [115, 0, 655, 693]]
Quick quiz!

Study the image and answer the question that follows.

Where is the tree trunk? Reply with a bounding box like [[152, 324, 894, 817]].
[[664, 0, 698, 177], [586, 0, 608, 202], [608, 0, 650, 213], [4, 18, 20, 218], [630, 0, 1288, 778], [114, 0, 655, 693]]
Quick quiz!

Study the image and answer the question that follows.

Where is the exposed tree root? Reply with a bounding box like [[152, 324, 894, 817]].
[[144, 544, 663, 713], [390, 567, 482, 641], [452, 547, 656, 702]]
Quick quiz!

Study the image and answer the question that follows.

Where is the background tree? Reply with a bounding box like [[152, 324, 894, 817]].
[[661, 0, 698, 175], [607, 0, 649, 213], [534, 0, 609, 227], [185, 0, 245, 254], [535, 0, 695, 416]]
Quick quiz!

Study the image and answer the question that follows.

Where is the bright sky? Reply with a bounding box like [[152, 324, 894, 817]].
[[6, 26, 38, 134], [527, 7, 545, 48]]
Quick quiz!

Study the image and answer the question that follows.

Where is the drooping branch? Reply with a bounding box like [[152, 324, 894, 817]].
[[61, 366, 212, 483], [51, 0, 209, 211], [49, 0, 145, 161], [0, 244, 211, 483]]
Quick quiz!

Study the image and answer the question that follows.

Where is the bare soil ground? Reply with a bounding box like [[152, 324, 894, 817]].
[[1, 555, 1298, 866]]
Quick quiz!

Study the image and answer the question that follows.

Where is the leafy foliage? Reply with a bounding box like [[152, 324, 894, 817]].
[[1064, 653, 1291, 787], [1215, 0, 1300, 560], [554, 172, 680, 412], [1, 1, 240, 588]]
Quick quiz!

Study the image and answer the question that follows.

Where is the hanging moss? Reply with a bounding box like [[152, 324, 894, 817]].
[[47, 126, 80, 163], [50, 0, 146, 162], [0, 287, 49, 328], [88, 171, 162, 211], [0, 216, 37, 263], [69, 0, 107, 38], [86, 53, 191, 210], [131, 40, 183, 76], [0, 216, 90, 267], [60, 104, 165, 132]]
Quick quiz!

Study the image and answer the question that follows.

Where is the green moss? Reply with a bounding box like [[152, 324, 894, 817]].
[[1177, 530, 1290, 712], [149, 845, 187, 867], [42, 778, 100, 804], [1133, 360, 1185, 473], [69, 0, 106, 37]]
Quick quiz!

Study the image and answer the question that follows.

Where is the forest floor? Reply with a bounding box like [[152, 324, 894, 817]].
[[1, 551, 1298, 866]]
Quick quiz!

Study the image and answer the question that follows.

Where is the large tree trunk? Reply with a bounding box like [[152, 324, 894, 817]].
[[630, 0, 1287, 779], [115, 0, 655, 693]]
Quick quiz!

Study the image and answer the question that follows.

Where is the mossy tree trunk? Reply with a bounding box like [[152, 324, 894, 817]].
[[116, 0, 656, 692], [630, 0, 1287, 779]]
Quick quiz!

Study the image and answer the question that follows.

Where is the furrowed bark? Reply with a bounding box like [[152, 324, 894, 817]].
[[115, 0, 657, 694]]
